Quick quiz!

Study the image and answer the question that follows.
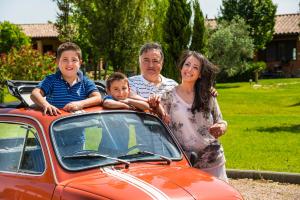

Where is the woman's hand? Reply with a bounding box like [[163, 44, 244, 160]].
[[209, 123, 226, 138]]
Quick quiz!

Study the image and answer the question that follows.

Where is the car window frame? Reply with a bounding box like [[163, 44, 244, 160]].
[[50, 110, 184, 171], [0, 120, 46, 176]]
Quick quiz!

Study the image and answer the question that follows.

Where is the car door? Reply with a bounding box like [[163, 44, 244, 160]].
[[0, 118, 56, 200]]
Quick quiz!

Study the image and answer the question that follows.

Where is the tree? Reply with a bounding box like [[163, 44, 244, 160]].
[[220, 0, 277, 51], [60, 0, 149, 74], [163, 0, 192, 81], [190, 0, 207, 54], [207, 17, 254, 79], [54, 0, 78, 42], [0, 21, 30, 54]]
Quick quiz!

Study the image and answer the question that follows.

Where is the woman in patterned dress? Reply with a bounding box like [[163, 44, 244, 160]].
[[160, 50, 228, 182]]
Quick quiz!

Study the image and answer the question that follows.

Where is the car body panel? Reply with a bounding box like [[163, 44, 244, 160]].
[[0, 104, 243, 200]]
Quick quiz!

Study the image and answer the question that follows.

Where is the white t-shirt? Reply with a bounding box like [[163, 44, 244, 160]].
[[128, 75, 178, 98]]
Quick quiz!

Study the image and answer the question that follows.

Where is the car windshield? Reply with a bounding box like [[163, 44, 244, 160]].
[[51, 112, 181, 171]]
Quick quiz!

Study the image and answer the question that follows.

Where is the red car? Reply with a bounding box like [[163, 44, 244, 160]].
[[0, 80, 243, 200]]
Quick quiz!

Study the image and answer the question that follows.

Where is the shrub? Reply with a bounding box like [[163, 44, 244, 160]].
[[217, 61, 266, 83], [0, 46, 56, 102]]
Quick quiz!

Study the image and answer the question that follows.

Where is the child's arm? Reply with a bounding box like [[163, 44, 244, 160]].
[[63, 91, 102, 112], [103, 99, 131, 109], [31, 88, 61, 115], [119, 98, 150, 111]]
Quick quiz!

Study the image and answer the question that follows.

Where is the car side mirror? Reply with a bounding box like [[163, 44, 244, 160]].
[[189, 152, 198, 166]]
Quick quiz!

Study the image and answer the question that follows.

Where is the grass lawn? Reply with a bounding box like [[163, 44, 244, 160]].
[[217, 78, 300, 173], [2, 78, 299, 173]]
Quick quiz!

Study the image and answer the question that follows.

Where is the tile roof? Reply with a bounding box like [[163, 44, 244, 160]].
[[18, 23, 58, 38], [17, 13, 299, 38], [205, 13, 300, 35], [274, 13, 300, 35], [205, 19, 217, 29]]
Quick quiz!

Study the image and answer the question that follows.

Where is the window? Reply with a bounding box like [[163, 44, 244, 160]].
[[266, 40, 297, 62], [0, 123, 45, 174], [52, 112, 181, 171]]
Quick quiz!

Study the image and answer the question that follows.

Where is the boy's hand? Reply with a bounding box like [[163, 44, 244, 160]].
[[63, 102, 83, 112], [43, 103, 61, 116]]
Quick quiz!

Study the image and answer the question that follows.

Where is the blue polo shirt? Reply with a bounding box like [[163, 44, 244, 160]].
[[37, 70, 98, 108]]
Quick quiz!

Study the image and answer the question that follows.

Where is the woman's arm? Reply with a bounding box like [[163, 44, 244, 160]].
[[209, 97, 227, 138]]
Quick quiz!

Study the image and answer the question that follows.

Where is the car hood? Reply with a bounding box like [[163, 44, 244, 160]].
[[62, 165, 243, 200]]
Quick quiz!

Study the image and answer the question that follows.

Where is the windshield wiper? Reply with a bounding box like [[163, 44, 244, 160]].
[[62, 151, 130, 169], [118, 151, 172, 165]]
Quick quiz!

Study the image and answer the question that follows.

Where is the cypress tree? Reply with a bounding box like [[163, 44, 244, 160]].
[[190, 0, 207, 54], [163, 0, 192, 81]]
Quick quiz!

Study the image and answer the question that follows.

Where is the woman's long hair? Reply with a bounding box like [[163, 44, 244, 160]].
[[177, 50, 219, 116]]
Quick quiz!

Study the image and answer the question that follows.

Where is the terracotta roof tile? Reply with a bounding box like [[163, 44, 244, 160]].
[[205, 19, 217, 29], [274, 13, 300, 35], [204, 13, 300, 35], [18, 23, 58, 38]]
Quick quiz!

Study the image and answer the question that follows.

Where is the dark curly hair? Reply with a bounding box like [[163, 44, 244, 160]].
[[177, 50, 219, 116]]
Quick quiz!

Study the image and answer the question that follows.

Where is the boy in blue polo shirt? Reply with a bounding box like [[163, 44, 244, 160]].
[[31, 42, 101, 115], [31, 42, 102, 155]]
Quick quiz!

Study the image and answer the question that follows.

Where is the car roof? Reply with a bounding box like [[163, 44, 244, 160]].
[[4, 80, 107, 107], [0, 80, 109, 123]]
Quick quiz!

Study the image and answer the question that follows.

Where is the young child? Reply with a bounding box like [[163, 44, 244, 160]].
[[31, 42, 101, 155], [103, 72, 150, 111], [31, 42, 102, 116]]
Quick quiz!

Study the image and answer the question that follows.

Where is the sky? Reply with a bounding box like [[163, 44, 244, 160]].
[[0, 0, 299, 24]]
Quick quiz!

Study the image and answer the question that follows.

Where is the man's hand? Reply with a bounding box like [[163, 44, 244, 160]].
[[148, 94, 160, 109], [210, 87, 218, 97]]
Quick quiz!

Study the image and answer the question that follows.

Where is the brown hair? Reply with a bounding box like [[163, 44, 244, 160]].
[[56, 42, 82, 61], [177, 50, 219, 116], [106, 72, 128, 90]]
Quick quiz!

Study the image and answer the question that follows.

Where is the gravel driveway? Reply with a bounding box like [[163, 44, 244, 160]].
[[229, 178, 300, 200]]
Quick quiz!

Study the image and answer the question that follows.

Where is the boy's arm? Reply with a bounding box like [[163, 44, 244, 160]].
[[63, 91, 102, 112], [120, 98, 150, 111], [103, 99, 131, 109], [31, 88, 61, 115]]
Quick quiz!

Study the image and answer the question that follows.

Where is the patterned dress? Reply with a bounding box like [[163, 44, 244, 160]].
[[160, 88, 227, 169]]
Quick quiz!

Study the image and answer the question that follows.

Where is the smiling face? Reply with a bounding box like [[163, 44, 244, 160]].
[[181, 55, 202, 83], [107, 79, 130, 100], [139, 49, 163, 83], [57, 50, 81, 80]]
